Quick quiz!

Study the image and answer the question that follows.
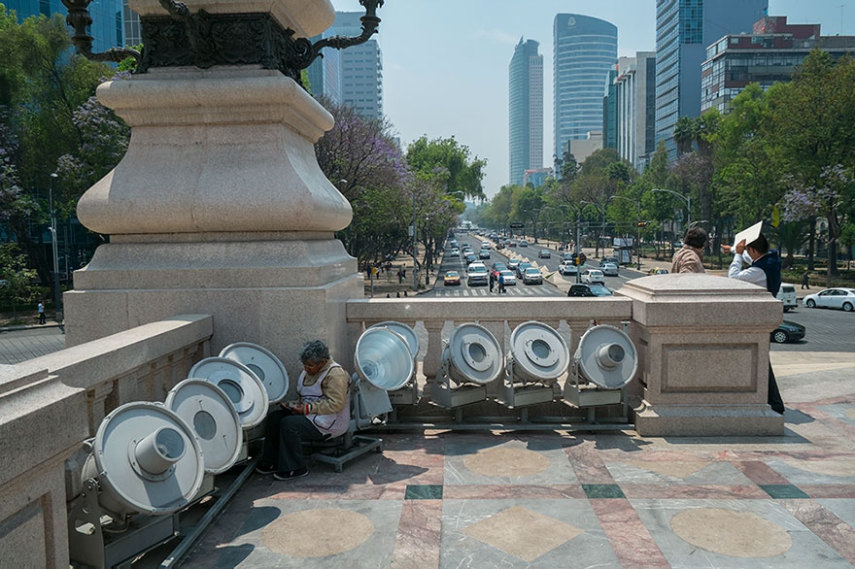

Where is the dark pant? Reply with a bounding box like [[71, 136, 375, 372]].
[[261, 408, 328, 472], [768, 364, 785, 414], [39, 312, 45, 324]]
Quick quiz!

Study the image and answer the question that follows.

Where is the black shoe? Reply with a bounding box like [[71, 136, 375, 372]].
[[274, 467, 309, 481], [255, 462, 277, 475]]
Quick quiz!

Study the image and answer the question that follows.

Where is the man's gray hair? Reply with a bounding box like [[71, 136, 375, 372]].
[[300, 340, 330, 364]]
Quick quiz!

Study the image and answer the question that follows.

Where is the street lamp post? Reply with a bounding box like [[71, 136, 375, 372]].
[[610, 195, 642, 270], [49, 173, 62, 324], [651, 188, 691, 230]]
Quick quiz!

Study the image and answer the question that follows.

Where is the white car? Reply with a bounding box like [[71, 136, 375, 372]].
[[538, 249, 551, 259], [803, 288, 855, 312], [558, 261, 578, 276], [498, 270, 516, 286], [522, 267, 543, 284], [581, 269, 605, 284], [600, 262, 619, 276], [776, 284, 798, 312]]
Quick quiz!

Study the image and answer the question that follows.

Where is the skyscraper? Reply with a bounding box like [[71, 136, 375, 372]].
[[333, 12, 384, 121], [553, 14, 617, 165], [654, 0, 767, 157], [615, 52, 657, 170], [508, 38, 543, 187]]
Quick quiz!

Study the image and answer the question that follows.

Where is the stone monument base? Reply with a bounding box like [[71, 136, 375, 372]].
[[64, 233, 362, 373], [635, 400, 785, 437]]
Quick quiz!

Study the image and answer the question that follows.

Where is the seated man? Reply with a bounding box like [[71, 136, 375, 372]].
[[256, 340, 350, 480]]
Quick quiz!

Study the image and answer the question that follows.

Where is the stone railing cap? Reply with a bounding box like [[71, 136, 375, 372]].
[[619, 274, 775, 299], [129, 0, 335, 37]]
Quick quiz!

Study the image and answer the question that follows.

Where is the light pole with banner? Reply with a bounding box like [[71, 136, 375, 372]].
[[49, 173, 62, 325]]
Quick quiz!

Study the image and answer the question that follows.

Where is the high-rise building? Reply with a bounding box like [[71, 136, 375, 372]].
[[333, 12, 383, 121], [553, 14, 617, 165], [701, 16, 855, 113], [615, 52, 657, 170], [655, 0, 767, 158], [602, 66, 619, 150], [508, 38, 543, 187], [5, 0, 124, 53]]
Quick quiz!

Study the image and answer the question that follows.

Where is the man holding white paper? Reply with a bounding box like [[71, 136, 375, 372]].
[[722, 224, 785, 414]]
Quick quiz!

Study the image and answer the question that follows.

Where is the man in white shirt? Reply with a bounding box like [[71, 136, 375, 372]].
[[723, 232, 785, 414]]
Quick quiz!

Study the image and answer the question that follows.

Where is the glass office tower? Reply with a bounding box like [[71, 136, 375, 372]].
[[655, 0, 767, 158], [553, 14, 617, 166], [508, 38, 543, 187], [332, 11, 383, 121]]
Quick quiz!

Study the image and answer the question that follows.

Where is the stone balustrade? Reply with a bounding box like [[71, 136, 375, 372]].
[[0, 315, 212, 569]]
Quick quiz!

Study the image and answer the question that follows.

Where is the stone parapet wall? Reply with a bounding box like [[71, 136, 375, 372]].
[[0, 315, 213, 568]]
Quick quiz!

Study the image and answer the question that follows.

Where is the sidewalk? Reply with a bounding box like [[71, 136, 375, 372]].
[[178, 353, 855, 569]]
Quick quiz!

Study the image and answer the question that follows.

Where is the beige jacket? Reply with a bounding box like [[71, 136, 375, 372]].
[[670, 245, 705, 274]]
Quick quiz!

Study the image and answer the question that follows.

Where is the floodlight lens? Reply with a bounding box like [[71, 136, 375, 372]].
[[531, 339, 550, 361], [468, 342, 487, 363], [608, 344, 625, 363], [246, 363, 265, 381], [219, 379, 243, 404], [193, 410, 217, 440]]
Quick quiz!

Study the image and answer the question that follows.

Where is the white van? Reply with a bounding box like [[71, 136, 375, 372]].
[[777, 284, 797, 312]]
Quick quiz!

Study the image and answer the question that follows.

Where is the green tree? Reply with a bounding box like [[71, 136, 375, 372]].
[[774, 50, 855, 278], [0, 8, 116, 282], [406, 135, 486, 200], [0, 243, 39, 319]]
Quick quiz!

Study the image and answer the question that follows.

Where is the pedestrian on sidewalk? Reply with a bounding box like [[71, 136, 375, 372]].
[[670, 227, 707, 273], [37, 301, 45, 325], [801, 270, 810, 289]]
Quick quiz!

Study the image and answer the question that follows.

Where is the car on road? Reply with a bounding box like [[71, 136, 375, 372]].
[[518, 240, 529, 247], [507, 240, 517, 248], [558, 261, 578, 276], [538, 249, 551, 259], [448, 248, 459, 257], [466, 263, 489, 286], [492, 262, 508, 272], [776, 284, 798, 312], [771, 320, 805, 344], [507, 259, 520, 271], [567, 283, 613, 297], [600, 262, 619, 276], [481, 241, 491, 250], [601, 256, 618, 265], [516, 261, 532, 278], [465, 253, 477, 264], [803, 288, 855, 312], [443, 271, 461, 286], [522, 267, 543, 284], [499, 270, 516, 286], [479, 249, 491, 259], [581, 269, 605, 284], [648, 267, 669, 275]]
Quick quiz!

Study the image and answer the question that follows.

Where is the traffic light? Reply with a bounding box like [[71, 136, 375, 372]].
[[636, 221, 648, 227]]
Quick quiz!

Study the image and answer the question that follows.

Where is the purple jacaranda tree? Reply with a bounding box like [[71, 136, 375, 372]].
[[314, 97, 410, 266], [782, 164, 853, 280]]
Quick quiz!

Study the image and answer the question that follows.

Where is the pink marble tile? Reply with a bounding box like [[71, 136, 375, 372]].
[[590, 499, 670, 569], [269, 484, 404, 500], [566, 440, 615, 484], [620, 484, 768, 499], [797, 485, 855, 498], [781, 500, 855, 565], [390, 500, 442, 569], [735, 460, 791, 485], [442, 484, 585, 500]]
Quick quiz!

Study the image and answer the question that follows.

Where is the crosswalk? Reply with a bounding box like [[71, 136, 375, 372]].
[[434, 285, 559, 297]]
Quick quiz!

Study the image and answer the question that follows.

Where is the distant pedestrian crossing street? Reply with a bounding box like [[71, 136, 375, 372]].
[[435, 286, 555, 297]]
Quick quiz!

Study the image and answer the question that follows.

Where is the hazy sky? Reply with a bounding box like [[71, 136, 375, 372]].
[[329, 0, 854, 198]]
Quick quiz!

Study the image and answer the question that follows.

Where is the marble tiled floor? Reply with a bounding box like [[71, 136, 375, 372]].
[[183, 397, 855, 569]]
